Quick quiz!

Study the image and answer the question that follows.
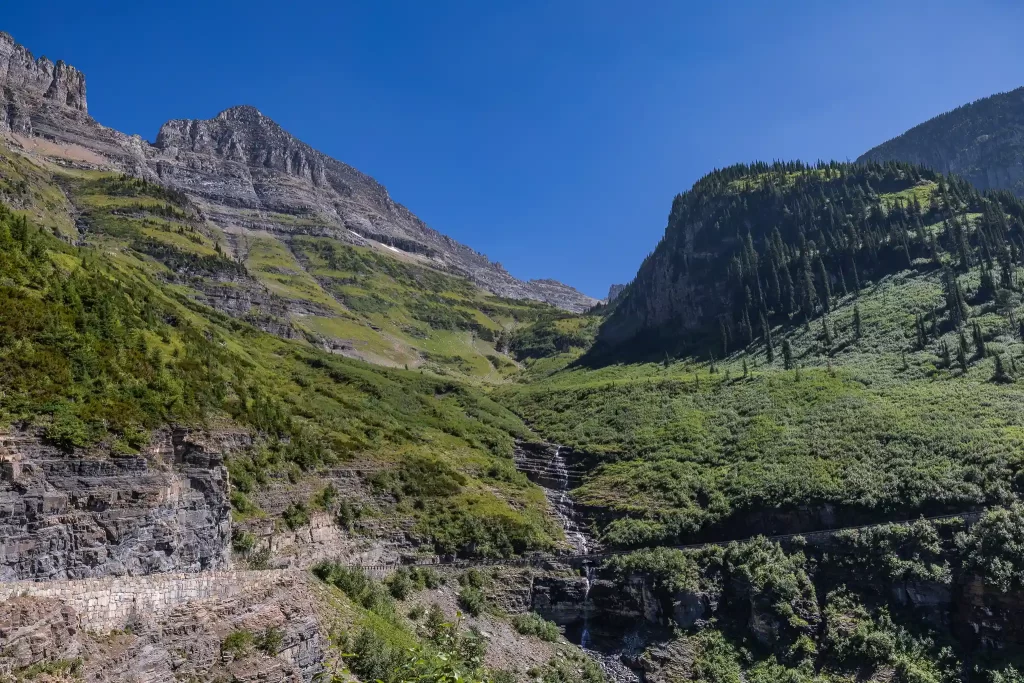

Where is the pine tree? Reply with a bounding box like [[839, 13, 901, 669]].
[[972, 322, 986, 358], [782, 339, 793, 370], [943, 270, 970, 327], [939, 340, 951, 368], [742, 358, 748, 377], [821, 316, 833, 347], [720, 320, 730, 357], [761, 312, 775, 362], [993, 353, 1012, 383], [742, 308, 754, 346], [816, 257, 832, 313], [958, 331, 969, 371], [915, 314, 927, 350], [853, 305, 862, 340]]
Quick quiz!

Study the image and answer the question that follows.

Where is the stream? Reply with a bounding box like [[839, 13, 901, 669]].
[[513, 442, 640, 683]]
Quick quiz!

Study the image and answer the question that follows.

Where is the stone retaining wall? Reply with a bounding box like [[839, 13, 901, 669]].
[[0, 569, 302, 631]]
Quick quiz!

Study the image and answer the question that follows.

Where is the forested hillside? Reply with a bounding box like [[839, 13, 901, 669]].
[[491, 160, 1024, 679]]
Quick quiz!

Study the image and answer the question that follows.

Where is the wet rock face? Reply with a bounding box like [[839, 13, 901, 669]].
[[956, 576, 1024, 651], [0, 428, 234, 580]]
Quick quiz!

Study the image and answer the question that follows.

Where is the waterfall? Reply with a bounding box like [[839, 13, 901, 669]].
[[549, 446, 589, 555], [513, 442, 640, 682], [580, 562, 595, 649]]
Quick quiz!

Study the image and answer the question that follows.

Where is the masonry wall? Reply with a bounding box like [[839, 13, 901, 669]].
[[0, 569, 301, 631]]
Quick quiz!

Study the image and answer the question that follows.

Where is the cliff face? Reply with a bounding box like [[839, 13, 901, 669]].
[[0, 429, 233, 581], [0, 31, 87, 135], [147, 105, 596, 311], [859, 87, 1024, 196], [0, 31, 594, 312]]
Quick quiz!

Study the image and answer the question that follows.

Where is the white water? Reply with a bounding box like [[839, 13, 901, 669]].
[[517, 443, 639, 682]]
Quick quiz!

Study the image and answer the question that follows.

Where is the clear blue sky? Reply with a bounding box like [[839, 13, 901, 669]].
[[6, 1, 1024, 297]]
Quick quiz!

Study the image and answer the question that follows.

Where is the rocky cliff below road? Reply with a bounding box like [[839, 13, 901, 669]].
[[0, 428, 233, 581]]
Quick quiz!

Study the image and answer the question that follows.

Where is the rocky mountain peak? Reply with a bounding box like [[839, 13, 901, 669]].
[[0, 29, 598, 313], [0, 32, 87, 129], [216, 104, 265, 123]]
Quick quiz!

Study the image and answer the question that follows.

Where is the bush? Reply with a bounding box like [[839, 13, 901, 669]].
[[221, 630, 255, 658], [410, 566, 445, 589], [458, 585, 486, 617], [386, 568, 414, 600], [336, 500, 363, 530], [282, 502, 310, 530], [511, 613, 560, 642], [231, 530, 257, 554], [957, 504, 1024, 591], [256, 627, 283, 655], [408, 603, 426, 620], [312, 562, 395, 618]]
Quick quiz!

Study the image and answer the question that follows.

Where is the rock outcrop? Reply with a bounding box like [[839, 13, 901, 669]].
[[0, 31, 596, 312], [0, 428, 233, 581], [0, 31, 87, 135], [606, 283, 627, 302], [0, 570, 326, 682], [858, 87, 1024, 196]]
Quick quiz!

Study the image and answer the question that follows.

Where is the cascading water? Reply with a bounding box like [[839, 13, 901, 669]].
[[514, 442, 639, 682]]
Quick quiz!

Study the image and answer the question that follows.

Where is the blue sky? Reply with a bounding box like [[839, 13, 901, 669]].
[[6, 1, 1024, 298]]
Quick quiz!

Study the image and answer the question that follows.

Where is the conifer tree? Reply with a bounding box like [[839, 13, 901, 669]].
[[993, 353, 1012, 383], [915, 314, 927, 350], [853, 305, 862, 340], [816, 257, 832, 313], [822, 316, 833, 347], [782, 339, 793, 370], [958, 331, 970, 371], [972, 322, 986, 358], [742, 358, 748, 377]]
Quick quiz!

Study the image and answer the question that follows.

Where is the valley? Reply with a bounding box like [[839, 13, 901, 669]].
[[4, 24, 1024, 683]]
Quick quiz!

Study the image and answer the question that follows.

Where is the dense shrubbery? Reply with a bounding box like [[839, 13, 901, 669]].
[[957, 504, 1024, 591], [510, 612, 561, 642], [509, 313, 600, 360]]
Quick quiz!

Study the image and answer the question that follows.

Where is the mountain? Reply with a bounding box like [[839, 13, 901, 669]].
[[0, 31, 596, 313], [497, 159, 1024, 678], [859, 86, 1024, 196]]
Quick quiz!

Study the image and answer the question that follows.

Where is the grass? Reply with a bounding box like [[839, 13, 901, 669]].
[[500, 270, 1024, 548], [0, 150, 563, 557]]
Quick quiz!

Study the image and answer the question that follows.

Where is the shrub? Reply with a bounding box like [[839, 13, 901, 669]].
[[222, 630, 255, 659], [408, 603, 426, 620], [511, 613, 560, 642], [256, 627, 283, 655], [282, 502, 310, 530], [312, 562, 395, 618], [458, 586, 486, 617], [231, 530, 256, 554], [386, 568, 414, 600], [957, 504, 1024, 591]]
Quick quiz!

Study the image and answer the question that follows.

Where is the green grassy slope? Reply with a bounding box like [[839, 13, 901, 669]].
[[498, 161, 1024, 548], [0, 143, 561, 557]]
